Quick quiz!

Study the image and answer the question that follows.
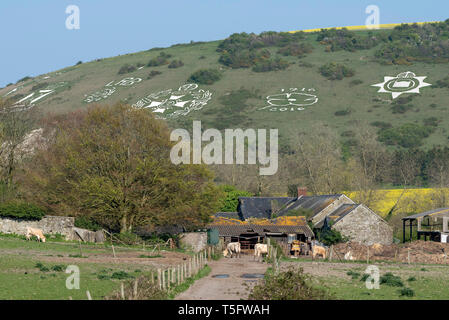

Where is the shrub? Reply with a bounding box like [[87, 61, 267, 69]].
[[248, 267, 333, 300], [114, 231, 142, 245], [399, 287, 415, 297], [147, 70, 162, 79], [168, 60, 184, 68], [391, 104, 413, 114], [371, 121, 392, 129], [316, 28, 384, 52], [360, 274, 370, 282], [74, 216, 101, 231], [319, 62, 354, 80], [111, 271, 134, 280], [435, 77, 449, 88], [378, 123, 434, 148], [278, 43, 313, 57], [31, 82, 49, 91], [407, 276, 416, 282], [423, 117, 440, 127], [217, 31, 308, 69], [350, 79, 363, 86], [252, 58, 289, 72], [147, 52, 171, 67], [334, 108, 352, 116], [341, 130, 355, 137], [347, 270, 361, 279], [380, 272, 403, 287], [188, 69, 222, 85], [0, 203, 46, 221], [51, 264, 66, 272], [17, 76, 32, 83], [76, 61, 83, 65], [118, 64, 137, 75]]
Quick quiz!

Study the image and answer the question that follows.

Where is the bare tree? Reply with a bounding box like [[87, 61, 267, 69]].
[[0, 99, 37, 200]]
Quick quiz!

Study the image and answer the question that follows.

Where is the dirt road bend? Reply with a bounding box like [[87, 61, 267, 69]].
[[175, 255, 268, 300]]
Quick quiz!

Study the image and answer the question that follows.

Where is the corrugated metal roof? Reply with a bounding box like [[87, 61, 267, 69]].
[[207, 223, 314, 238], [402, 208, 449, 220]]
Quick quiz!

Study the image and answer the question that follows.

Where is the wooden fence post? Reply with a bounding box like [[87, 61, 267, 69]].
[[181, 264, 184, 283], [162, 269, 166, 290], [120, 282, 125, 300], [189, 259, 192, 277], [367, 246, 370, 264], [177, 265, 181, 285], [172, 268, 176, 284], [133, 278, 138, 299], [157, 269, 162, 290]]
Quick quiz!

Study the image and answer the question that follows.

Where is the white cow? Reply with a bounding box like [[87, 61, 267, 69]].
[[254, 243, 268, 261], [223, 242, 241, 258], [25, 227, 46, 243]]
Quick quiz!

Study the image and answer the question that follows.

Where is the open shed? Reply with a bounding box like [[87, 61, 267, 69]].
[[402, 208, 449, 243]]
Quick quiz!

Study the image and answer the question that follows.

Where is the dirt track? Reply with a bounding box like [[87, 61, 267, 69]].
[[175, 255, 268, 300]]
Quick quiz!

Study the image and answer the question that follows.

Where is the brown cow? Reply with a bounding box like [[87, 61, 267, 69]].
[[25, 227, 46, 243]]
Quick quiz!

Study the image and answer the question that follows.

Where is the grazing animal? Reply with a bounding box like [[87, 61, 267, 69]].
[[223, 242, 241, 258], [312, 245, 326, 259], [25, 227, 46, 243], [371, 243, 383, 252], [344, 250, 355, 261], [254, 243, 268, 261]]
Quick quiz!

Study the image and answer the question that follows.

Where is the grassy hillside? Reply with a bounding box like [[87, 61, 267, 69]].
[[1, 22, 449, 151]]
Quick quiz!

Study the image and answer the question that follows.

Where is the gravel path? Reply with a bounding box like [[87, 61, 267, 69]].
[[175, 255, 268, 300]]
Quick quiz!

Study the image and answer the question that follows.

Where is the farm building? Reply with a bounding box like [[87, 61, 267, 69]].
[[315, 204, 393, 245], [212, 187, 393, 246], [207, 223, 314, 250], [402, 208, 449, 243]]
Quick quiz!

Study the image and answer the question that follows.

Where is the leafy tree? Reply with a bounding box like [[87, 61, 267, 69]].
[[21, 103, 221, 233], [218, 185, 252, 212]]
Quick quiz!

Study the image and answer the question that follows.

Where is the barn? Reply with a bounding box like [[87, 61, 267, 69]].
[[207, 223, 314, 250]]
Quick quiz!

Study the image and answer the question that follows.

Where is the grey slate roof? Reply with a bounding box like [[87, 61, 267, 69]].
[[237, 195, 344, 220], [314, 204, 360, 228], [238, 197, 295, 220], [277, 194, 342, 217]]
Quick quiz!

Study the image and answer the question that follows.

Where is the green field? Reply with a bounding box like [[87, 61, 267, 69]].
[[0, 235, 198, 300], [282, 258, 449, 300], [2, 26, 449, 150]]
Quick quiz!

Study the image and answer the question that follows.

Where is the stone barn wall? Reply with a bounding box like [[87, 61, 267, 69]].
[[333, 205, 393, 245], [179, 232, 207, 252], [0, 216, 75, 240]]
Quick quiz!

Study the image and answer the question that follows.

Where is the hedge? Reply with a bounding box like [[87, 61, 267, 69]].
[[0, 203, 46, 221]]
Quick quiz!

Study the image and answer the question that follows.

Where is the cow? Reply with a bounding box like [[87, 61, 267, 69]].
[[223, 242, 241, 258], [312, 245, 326, 259], [25, 227, 46, 243], [344, 250, 355, 261], [254, 243, 268, 261]]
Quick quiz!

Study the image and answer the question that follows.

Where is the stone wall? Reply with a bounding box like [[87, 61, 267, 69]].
[[0, 215, 75, 240], [333, 205, 393, 245], [179, 232, 207, 252]]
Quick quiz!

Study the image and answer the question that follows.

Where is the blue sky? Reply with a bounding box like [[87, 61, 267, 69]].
[[0, 0, 447, 87]]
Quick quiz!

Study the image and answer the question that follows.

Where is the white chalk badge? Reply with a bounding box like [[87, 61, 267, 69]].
[[259, 88, 318, 112]]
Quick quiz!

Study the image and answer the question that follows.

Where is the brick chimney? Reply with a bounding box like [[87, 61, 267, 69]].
[[297, 187, 307, 198]]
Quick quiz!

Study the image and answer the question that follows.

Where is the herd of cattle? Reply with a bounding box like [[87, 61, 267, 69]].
[[222, 241, 327, 261]]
